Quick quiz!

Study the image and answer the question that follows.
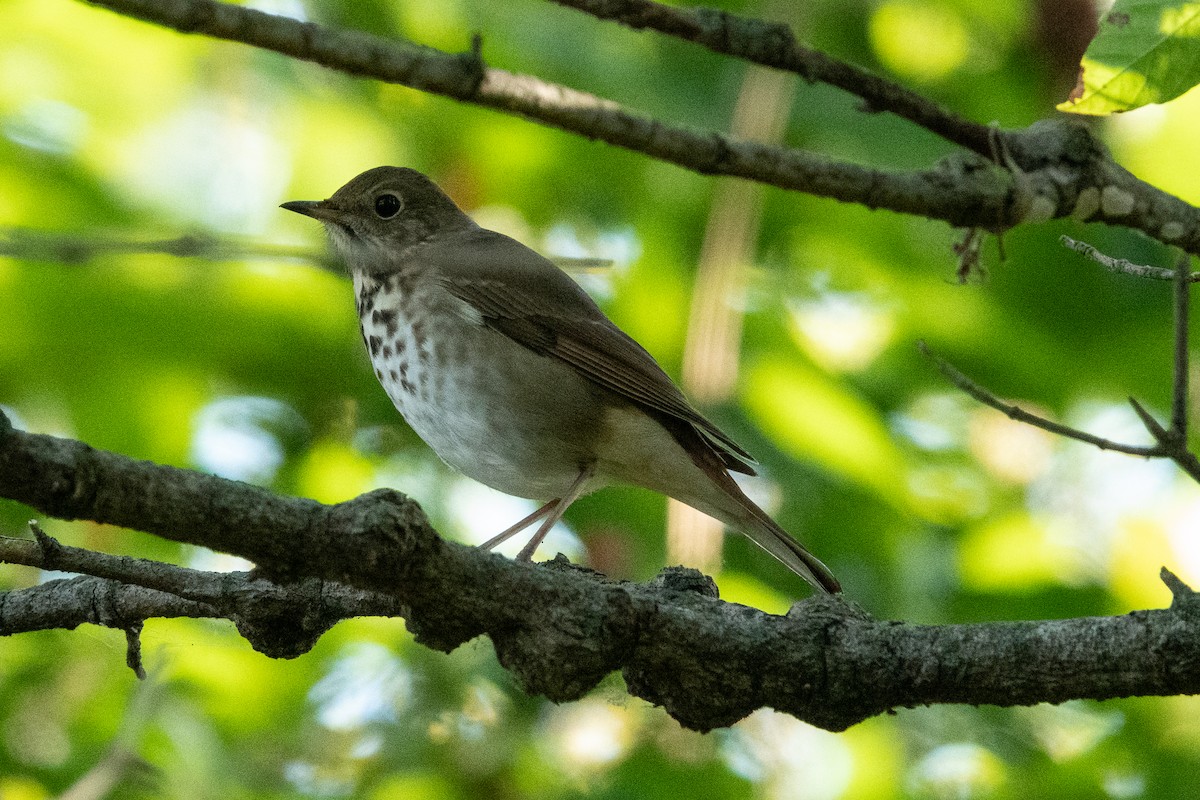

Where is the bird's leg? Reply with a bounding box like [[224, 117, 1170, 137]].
[[515, 465, 595, 562], [478, 499, 558, 551]]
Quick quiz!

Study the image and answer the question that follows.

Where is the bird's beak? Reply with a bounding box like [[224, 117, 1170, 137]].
[[280, 199, 352, 226]]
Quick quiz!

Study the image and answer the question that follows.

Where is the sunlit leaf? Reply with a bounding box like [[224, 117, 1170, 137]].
[[1059, 1, 1200, 114]]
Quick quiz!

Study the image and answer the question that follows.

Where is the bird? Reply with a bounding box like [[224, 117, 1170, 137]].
[[281, 167, 840, 593]]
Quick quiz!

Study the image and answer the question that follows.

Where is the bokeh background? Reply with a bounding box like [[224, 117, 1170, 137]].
[[4, 0, 1200, 797]]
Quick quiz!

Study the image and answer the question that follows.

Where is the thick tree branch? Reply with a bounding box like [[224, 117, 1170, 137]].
[[77, 0, 1200, 253], [4, 409, 1200, 732]]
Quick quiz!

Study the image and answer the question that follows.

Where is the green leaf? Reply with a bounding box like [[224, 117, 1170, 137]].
[[1058, 1, 1200, 114]]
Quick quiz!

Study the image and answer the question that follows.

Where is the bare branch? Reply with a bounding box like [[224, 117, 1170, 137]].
[[78, 0, 1011, 229], [0, 226, 609, 274], [78, 0, 1200, 253], [924, 246, 1200, 485], [1127, 397, 1200, 484], [1173, 252, 1192, 436], [0, 525, 404, 659], [1060, 235, 1200, 282], [0, 573, 212, 634], [0, 226, 333, 269], [549, 0, 995, 157], [917, 341, 1162, 456]]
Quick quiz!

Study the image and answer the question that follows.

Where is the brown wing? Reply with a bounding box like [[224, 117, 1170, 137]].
[[430, 230, 756, 474]]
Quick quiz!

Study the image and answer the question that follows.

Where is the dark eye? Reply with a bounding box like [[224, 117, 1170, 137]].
[[374, 193, 402, 219]]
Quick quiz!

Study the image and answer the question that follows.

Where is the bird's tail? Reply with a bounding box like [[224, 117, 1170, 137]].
[[616, 410, 841, 592], [732, 495, 841, 593], [689, 475, 840, 594]]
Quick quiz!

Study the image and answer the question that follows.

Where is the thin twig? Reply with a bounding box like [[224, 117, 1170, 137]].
[[953, 228, 985, 283], [0, 227, 334, 269], [1117, 251, 1200, 483], [1128, 397, 1200, 483], [1, 524, 405, 658], [928, 244, 1200, 484], [0, 227, 610, 274], [917, 341, 1162, 457], [1060, 235, 1200, 282], [1173, 252, 1191, 436]]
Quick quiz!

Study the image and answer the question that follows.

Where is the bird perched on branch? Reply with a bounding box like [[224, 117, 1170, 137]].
[[283, 167, 839, 593]]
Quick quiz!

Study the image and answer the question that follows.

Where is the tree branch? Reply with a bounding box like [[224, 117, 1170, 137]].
[[0, 226, 338, 271], [1061, 235, 1200, 282], [1123, 251, 1198, 471], [1172, 252, 1191, 436], [549, 0, 995, 157], [917, 341, 1163, 457], [0, 226, 611, 274], [923, 244, 1200, 483], [4, 408, 1200, 732], [0, 524, 403, 659], [77, 0, 1200, 253]]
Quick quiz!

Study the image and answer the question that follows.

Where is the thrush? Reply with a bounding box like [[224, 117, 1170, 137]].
[[282, 167, 840, 593]]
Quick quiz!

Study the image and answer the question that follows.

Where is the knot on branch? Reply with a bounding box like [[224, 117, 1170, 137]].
[[231, 576, 342, 659], [787, 591, 872, 623], [492, 575, 638, 703], [623, 593, 814, 731], [998, 119, 1111, 226], [1006, 117, 1108, 171], [649, 565, 719, 598], [313, 488, 438, 589]]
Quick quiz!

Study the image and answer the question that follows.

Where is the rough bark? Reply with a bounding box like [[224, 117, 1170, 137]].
[[3, 411, 1198, 733]]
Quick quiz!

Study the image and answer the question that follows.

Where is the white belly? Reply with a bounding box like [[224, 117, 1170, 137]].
[[355, 273, 607, 500]]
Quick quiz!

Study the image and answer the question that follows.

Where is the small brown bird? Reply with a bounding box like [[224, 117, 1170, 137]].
[[282, 167, 839, 593]]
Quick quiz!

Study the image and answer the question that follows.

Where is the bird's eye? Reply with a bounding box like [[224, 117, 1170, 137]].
[[374, 193, 402, 219]]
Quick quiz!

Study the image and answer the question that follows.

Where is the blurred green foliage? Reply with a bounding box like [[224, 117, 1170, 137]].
[[3, 0, 1200, 797]]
